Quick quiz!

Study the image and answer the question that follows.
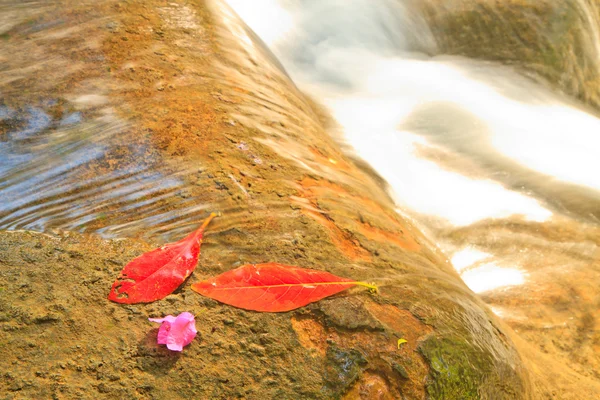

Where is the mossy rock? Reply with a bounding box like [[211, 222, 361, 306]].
[[417, 0, 600, 110], [420, 336, 525, 399]]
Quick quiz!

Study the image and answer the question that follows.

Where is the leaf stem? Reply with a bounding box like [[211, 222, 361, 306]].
[[200, 212, 218, 231], [354, 281, 379, 293]]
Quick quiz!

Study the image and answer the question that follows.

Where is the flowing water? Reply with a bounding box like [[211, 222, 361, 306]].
[[226, 0, 600, 385]]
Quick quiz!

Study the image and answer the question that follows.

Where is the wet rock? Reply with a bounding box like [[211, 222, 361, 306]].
[[32, 313, 61, 324], [419, 336, 519, 400], [316, 297, 383, 331], [323, 345, 368, 395], [418, 0, 600, 110], [214, 181, 228, 190], [392, 362, 410, 379], [0, 0, 540, 398]]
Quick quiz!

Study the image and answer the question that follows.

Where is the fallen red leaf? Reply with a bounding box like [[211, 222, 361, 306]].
[[108, 213, 217, 304], [191, 263, 376, 312]]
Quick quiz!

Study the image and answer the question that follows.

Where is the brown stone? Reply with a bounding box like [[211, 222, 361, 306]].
[[0, 0, 540, 398]]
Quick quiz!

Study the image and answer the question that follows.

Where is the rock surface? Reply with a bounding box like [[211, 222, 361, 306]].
[[0, 0, 535, 398]]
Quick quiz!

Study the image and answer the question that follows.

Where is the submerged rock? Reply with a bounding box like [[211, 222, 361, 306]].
[[417, 0, 600, 111]]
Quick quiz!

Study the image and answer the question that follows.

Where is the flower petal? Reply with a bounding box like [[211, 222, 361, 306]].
[[156, 321, 171, 345], [149, 315, 177, 345], [148, 315, 177, 324], [165, 312, 197, 351], [148, 312, 197, 351]]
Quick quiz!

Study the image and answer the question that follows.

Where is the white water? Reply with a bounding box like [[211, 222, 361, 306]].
[[225, 0, 600, 294]]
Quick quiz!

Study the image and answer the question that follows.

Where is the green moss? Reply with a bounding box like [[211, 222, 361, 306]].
[[419, 336, 489, 400]]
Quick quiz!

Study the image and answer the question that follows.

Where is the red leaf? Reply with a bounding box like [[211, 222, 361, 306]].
[[108, 213, 216, 304], [191, 263, 376, 312]]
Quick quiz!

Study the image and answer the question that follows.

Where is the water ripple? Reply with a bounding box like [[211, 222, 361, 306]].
[[0, 101, 214, 241]]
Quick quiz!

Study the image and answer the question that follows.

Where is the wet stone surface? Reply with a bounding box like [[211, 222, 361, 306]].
[[0, 0, 545, 399]]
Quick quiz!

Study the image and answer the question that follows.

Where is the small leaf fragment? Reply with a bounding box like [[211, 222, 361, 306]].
[[191, 262, 376, 312], [397, 338, 408, 349]]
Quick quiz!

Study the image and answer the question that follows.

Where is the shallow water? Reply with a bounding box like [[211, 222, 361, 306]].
[[0, 2, 220, 242], [226, 0, 600, 384], [0, 99, 213, 241]]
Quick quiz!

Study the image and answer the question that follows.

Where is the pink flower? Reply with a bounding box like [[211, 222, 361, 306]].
[[148, 312, 197, 351]]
